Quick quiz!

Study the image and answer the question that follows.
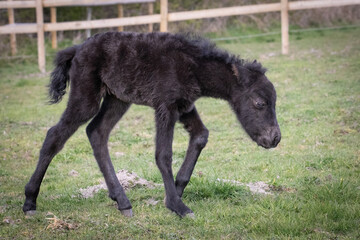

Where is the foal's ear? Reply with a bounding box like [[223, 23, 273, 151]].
[[232, 64, 240, 78]]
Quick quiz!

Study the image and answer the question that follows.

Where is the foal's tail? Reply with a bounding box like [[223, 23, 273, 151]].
[[48, 45, 78, 104]]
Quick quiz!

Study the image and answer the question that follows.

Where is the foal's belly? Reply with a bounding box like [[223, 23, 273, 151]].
[[115, 91, 153, 107], [102, 77, 156, 107]]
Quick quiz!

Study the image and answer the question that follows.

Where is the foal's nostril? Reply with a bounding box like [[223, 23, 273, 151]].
[[268, 126, 281, 148], [272, 135, 280, 147], [272, 135, 278, 145]]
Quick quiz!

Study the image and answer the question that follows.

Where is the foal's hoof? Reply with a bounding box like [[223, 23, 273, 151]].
[[120, 209, 133, 217], [164, 197, 194, 218], [185, 212, 196, 219], [24, 210, 37, 216]]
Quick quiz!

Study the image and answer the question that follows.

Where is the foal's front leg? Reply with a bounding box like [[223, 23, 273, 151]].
[[175, 107, 209, 198], [155, 108, 193, 217]]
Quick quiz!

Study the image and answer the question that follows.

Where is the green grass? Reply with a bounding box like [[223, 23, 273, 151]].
[[1, 27, 360, 239]]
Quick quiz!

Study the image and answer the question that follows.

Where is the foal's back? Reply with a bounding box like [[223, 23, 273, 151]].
[[71, 32, 201, 108]]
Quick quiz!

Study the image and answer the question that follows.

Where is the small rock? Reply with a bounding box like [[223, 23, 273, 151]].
[[69, 170, 79, 177], [3, 217, 14, 225], [0, 205, 7, 214], [325, 174, 333, 181], [145, 198, 159, 206], [115, 152, 125, 157]]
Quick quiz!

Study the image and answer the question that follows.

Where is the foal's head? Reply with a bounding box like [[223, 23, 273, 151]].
[[230, 60, 281, 149]]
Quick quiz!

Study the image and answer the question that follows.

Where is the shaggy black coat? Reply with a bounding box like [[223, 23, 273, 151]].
[[24, 32, 280, 217]]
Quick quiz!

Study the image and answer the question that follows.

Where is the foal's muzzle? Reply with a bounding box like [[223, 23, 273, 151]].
[[257, 127, 281, 149]]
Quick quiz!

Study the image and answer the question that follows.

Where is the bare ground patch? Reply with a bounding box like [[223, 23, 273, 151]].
[[79, 170, 160, 199], [217, 178, 273, 195], [217, 178, 295, 195], [79, 169, 285, 199]]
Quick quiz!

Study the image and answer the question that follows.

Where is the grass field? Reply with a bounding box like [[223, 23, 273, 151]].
[[0, 27, 359, 239]]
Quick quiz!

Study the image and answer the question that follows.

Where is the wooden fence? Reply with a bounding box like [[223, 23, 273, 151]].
[[1, 0, 360, 73]]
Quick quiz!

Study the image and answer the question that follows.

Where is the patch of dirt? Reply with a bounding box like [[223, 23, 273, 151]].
[[79, 170, 160, 198], [246, 181, 273, 195], [313, 228, 336, 238], [269, 185, 297, 193], [2, 216, 21, 225], [79, 170, 292, 198], [2, 216, 14, 225], [114, 152, 125, 157], [334, 129, 351, 135], [68, 170, 79, 177], [217, 178, 294, 195], [0, 205, 8, 214], [145, 198, 159, 206]]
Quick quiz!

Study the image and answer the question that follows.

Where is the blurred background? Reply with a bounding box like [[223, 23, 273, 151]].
[[0, 0, 359, 56]]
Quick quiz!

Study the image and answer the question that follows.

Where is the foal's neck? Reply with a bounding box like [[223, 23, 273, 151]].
[[195, 60, 235, 100]]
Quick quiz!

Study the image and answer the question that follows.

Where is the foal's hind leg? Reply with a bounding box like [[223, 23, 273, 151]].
[[175, 107, 209, 198], [86, 95, 132, 216], [23, 88, 101, 215]]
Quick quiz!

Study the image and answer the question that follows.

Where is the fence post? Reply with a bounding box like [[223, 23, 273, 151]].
[[86, 7, 92, 38], [50, 7, 57, 49], [148, 2, 154, 32], [36, 0, 45, 73], [118, 4, 124, 31], [160, 0, 168, 32], [281, 0, 289, 54], [7, 0, 17, 55]]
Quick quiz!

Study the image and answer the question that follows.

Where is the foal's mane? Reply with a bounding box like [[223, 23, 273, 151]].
[[176, 33, 266, 75]]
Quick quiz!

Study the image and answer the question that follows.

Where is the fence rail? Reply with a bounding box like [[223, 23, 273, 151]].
[[1, 0, 360, 72]]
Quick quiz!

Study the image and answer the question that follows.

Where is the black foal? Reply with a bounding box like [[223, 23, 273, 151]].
[[24, 32, 280, 217]]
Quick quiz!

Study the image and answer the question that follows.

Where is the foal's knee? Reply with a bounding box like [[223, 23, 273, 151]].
[[192, 128, 209, 149], [155, 149, 172, 169], [86, 123, 100, 143]]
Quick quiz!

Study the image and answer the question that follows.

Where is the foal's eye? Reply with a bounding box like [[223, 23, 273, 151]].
[[255, 101, 266, 109]]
